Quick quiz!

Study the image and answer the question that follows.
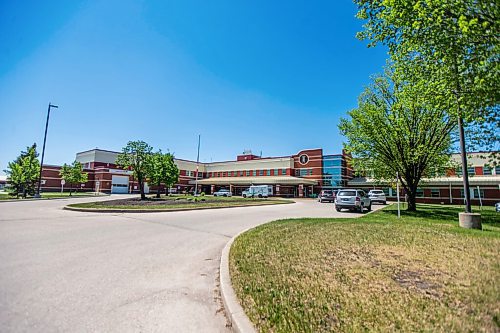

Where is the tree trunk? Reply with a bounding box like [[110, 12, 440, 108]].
[[138, 175, 146, 200], [156, 182, 161, 198], [406, 187, 417, 212]]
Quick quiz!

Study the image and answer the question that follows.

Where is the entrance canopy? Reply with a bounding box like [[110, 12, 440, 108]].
[[191, 176, 317, 186]]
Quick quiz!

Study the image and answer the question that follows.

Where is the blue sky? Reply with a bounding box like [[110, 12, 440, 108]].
[[0, 0, 387, 172]]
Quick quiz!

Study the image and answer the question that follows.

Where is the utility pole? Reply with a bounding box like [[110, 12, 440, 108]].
[[194, 134, 201, 195], [35, 103, 58, 198]]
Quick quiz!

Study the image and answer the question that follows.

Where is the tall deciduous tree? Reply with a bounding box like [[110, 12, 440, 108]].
[[145, 151, 179, 198], [339, 68, 455, 211], [4, 144, 41, 198], [59, 161, 88, 195], [354, 0, 500, 212], [116, 141, 152, 200]]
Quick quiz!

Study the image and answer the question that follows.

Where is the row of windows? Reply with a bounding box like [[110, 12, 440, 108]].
[[456, 166, 500, 176], [386, 188, 487, 199], [295, 169, 313, 176], [206, 169, 288, 178]]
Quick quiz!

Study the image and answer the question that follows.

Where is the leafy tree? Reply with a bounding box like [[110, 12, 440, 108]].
[[145, 151, 179, 198], [59, 161, 88, 195], [116, 140, 152, 200], [4, 144, 40, 198], [339, 68, 455, 211], [354, 0, 500, 212]]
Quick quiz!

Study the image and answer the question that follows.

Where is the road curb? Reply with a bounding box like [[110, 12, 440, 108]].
[[63, 200, 294, 213], [0, 194, 110, 203], [220, 228, 257, 333]]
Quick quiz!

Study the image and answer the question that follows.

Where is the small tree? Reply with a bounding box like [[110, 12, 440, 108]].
[[4, 144, 40, 198], [116, 140, 153, 200], [59, 161, 88, 195], [339, 68, 455, 211], [146, 151, 179, 198]]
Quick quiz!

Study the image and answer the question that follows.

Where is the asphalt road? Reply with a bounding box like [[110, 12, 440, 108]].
[[0, 195, 384, 332]]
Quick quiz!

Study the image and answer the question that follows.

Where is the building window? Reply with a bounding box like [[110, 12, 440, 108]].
[[299, 169, 312, 177], [431, 189, 440, 197], [473, 188, 485, 199], [295, 169, 300, 176], [217, 172, 221, 177], [246, 170, 250, 176], [253, 170, 257, 176], [259, 170, 264, 176], [416, 188, 424, 197], [383, 188, 390, 196], [495, 166, 500, 175], [483, 166, 492, 175], [468, 167, 475, 176], [282, 169, 287, 176], [274, 169, 278, 176], [266, 169, 271, 176]]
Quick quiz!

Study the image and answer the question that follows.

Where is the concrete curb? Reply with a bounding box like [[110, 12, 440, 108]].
[[64, 200, 294, 213], [0, 194, 110, 203], [220, 228, 257, 333]]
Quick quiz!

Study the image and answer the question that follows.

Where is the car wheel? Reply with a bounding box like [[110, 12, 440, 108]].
[[319, 198, 322, 203], [258, 194, 263, 198], [223, 194, 227, 197], [383, 201, 387, 205], [336, 207, 341, 212], [367, 204, 372, 212], [214, 194, 217, 197], [242, 194, 247, 198]]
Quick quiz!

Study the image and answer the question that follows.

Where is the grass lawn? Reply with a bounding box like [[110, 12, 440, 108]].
[[67, 195, 292, 210], [0, 192, 101, 200], [230, 204, 500, 333]]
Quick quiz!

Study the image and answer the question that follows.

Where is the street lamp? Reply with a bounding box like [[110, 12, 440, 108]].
[[35, 103, 58, 198]]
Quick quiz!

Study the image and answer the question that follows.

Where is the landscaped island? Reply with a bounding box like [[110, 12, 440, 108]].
[[66, 195, 293, 211], [230, 205, 500, 332]]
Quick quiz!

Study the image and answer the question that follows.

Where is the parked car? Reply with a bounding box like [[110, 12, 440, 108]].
[[496, 202, 500, 213], [318, 190, 335, 203], [213, 189, 232, 197], [368, 189, 387, 204], [335, 189, 371, 212]]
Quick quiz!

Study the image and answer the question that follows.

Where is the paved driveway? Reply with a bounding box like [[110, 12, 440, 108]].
[[0, 196, 384, 332]]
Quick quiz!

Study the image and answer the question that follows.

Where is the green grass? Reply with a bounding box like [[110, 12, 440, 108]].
[[68, 195, 292, 210], [230, 204, 500, 333], [0, 191, 101, 200]]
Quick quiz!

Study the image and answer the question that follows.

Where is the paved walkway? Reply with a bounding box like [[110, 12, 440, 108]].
[[0, 196, 384, 332]]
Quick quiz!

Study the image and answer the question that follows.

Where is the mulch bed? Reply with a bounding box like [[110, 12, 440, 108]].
[[90, 197, 252, 207]]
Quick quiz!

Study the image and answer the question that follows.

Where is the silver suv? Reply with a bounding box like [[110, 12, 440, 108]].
[[368, 189, 387, 204], [335, 189, 371, 213]]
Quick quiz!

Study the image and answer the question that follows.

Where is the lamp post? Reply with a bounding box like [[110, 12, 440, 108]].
[[35, 103, 58, 198]]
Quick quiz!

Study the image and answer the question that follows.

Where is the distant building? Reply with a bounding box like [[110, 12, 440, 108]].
[[348, 152, 500, 206], [37, 149, 499, 204], [39, 148, 353, 197]]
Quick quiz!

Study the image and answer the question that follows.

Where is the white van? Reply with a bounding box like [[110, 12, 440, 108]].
[[242, 185, 273, 198]]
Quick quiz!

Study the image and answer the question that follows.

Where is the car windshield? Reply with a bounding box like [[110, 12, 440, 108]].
[[323, 191, 333, 195], [371, 191, 383, 194], [338, 190, 356, 196]]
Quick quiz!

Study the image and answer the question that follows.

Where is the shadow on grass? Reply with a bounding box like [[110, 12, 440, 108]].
[[382, 204, 500, 226]]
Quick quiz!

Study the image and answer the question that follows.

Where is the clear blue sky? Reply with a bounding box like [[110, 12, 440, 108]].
[[0, 0, 387, 173]]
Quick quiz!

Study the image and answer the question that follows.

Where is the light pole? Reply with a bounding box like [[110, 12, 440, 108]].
[[35, 103, 58, 198], [194, 134, 201, 195]]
